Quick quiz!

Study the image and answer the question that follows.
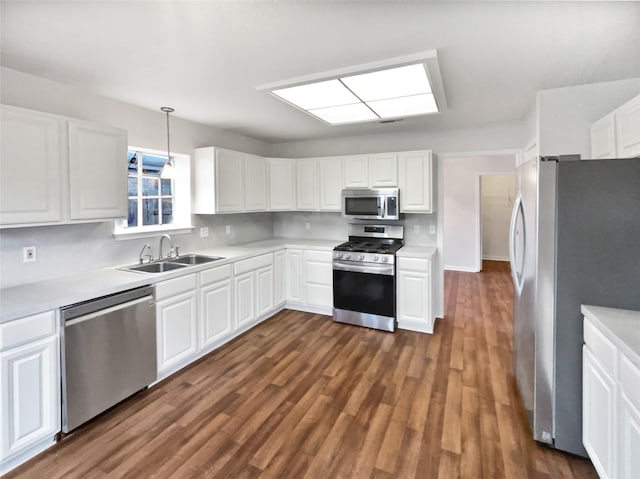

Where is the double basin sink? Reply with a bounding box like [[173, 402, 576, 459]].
[[124, 254, 224, 274]]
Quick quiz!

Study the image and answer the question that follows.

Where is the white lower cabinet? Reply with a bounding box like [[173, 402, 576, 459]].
[[199, 265, 234, 350], [285, 249, 305, 304], [155, 274, 198, 376], [0, 311, 59, 474], [234, 253, 273, 330], [396, 256, 433, 333], [257, 264, 274, 317], [274, 250, 286, 307], [235, 271, 256, 328], [304, 250, 333, 311]]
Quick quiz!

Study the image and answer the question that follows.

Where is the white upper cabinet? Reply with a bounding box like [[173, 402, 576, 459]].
[[244, 154, 268, 211], [0, 105, 127, 227], [0, 107, 64, 225], [615, 94, 640, 158], [369, 153, 398, 187], [591, 94, 640, 159], [343, 155, 369, 188], [268, 158, 296, 211], [318, 157, 342, 211], [216, 148, 245, 213], [398, 150, 433, 213], [68, 120, 128, 220], [590, 115, 616, 159], [296, 158, 317, 210]]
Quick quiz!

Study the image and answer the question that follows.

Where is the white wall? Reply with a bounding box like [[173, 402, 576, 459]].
[[442, 154, 516, 272], [537, 77, 640, 157], [481, 174, 515, 261]]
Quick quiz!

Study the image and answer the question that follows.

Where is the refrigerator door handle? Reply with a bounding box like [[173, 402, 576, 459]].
[[509, 193, 525, 294]]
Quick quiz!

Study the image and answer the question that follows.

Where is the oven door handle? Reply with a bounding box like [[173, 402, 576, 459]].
[[333, 260, 394, 276]]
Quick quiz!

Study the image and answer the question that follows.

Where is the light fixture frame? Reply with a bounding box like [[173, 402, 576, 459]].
[[256, 50, 447, 126]]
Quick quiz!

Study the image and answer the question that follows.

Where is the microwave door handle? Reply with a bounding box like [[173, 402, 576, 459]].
[[381, 197, 386, 218]]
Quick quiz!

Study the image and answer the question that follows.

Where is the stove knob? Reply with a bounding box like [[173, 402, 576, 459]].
[[336, 252, 343, 259], [372, 255, 379, 262], [382, 257, 389, 263], [345, 253, 351, 260], [359, 254, 365, 261]]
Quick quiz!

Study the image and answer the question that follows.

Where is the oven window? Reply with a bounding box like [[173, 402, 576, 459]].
[[344, 197, 379, 216], [333, 269, 395, 317]]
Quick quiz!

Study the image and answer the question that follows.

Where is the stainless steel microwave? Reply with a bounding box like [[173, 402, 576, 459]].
[[342, 188, 400, 220]]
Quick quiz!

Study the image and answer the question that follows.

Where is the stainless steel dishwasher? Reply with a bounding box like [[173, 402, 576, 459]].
[[61, 286, 156, 433]]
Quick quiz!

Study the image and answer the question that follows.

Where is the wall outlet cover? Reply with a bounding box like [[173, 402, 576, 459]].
[[225, 225, 231, 234], [305, 222, 311, 230], [413, 225, 420, 234], [429, 225, 436, 234], [23, 246, 37, 262], [200, 227, 209, 238]]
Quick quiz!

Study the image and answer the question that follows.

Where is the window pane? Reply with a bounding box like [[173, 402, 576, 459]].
[[142, 199, 159, 226], [161, 179, 172, 196], [141, 153, 167, 175], [162, 199, 173, 225], [128, 152, 138, 172], [142, 177, 159, 196], [128, 199, 138, 227], [128, 176, 138, 196]]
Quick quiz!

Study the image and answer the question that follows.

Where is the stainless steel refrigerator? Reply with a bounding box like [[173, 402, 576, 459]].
[[509, 155, 640, 456]]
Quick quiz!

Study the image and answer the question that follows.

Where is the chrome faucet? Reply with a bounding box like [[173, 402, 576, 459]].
[[158, 234, 174, 259], [138, 243, 153, 264]]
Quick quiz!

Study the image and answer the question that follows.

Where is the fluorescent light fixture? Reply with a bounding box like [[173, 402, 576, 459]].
[[308, 103, 378, 125], [341, 64, 431, 102], [272, 79, 359, 110], [258, 50, 446, 125], [368, 93, 438, 118]]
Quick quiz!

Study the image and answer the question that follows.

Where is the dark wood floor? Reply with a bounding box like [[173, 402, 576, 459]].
[[8, 260, 596, 478]]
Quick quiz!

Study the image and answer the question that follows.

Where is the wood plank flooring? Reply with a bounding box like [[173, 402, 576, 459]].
[[7, 260, 597, 478]]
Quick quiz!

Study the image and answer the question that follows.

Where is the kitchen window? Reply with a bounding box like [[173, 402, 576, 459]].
[[114, 147, 192, 239]]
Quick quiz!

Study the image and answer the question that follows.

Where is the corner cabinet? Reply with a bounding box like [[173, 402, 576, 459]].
[[0, 310, 60, 475], [268, 158, 296, 211], [398, 150, 433, 213], [0, 105, 128, 227], [590, 93, 640, 159]]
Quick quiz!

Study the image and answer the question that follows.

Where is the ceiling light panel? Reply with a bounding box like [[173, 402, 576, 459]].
[[368, 93, 438, 118], [308, 103, 378, 125], [341, 64, 432, 102], [272, 79, 359, 110]]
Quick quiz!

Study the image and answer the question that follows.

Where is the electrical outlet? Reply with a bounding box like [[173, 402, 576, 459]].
[[305, 222, 311, 231], [200, 227, 209, 238], [23, 246, 37, 262], [429, 225, 436, 234], [413, 225, 420, 234], [225, 225, 231, 234]]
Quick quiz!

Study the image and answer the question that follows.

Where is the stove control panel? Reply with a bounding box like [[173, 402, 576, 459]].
[[333, 250, 395, 265]]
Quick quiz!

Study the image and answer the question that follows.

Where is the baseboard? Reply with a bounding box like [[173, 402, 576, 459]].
[[482, 256, 509, 261], [1, 435, 57, 476], [397, 320, 434, 334], [444, 265, 478, 272], [284, 302, 332, 316]]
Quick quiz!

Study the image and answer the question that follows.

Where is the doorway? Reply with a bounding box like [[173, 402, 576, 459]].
[[479, 174, 515, 267]]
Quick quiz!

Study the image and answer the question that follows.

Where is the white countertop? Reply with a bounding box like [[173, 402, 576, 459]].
[[396, 245, 437, 259], [582, 304, 640, 369], [0, 238, 339, 324]]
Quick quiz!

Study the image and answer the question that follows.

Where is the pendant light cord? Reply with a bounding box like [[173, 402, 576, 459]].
[[161, 106, 175, 165]]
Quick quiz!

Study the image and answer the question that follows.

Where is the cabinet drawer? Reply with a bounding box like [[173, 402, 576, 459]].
[[306, 261, 332, 285], [583, 319, 617, 376], [397, 257, 431, 273], [200, 264, 232, 287], [0, 310, 57, 351], [305, 250, 332, 262], [234, 253, 272, 275], [155, 273, 197, 300], [620, 354, 640, 411]]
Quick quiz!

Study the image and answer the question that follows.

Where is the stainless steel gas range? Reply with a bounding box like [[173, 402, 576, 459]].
[[332, 224, 404, 332]]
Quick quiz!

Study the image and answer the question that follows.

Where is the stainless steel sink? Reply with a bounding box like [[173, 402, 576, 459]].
[[126, 262, 188, 273], [168, 254, 224, 265]]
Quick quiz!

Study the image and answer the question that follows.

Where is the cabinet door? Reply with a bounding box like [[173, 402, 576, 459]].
[[256, 265, 274, 318], [370, 153, 398, 187], [68, 120, 128, 220], [245, 155, 268, 211], [235, 271, 256, 328], [156, 291, 198, 374], [0, 107, 64, 225], [1, 336, 59, 461], [200, 279, 234, 349], [318, 158, 342, 211], [399, 150, 433, 213], [269, 158, 295, 211], [304, 250, 333, 308], [274, 250, 286, 306], [619, 390, 640, 479], [615, 95, 640, 158], [296, 159, 317, 210], [590, 115, 616, 159], [215, 149, 245, 212], [285, 249, 305, 303], [343, 155, 369, 188], [397, 269, 432, 332], [583, 346, 616, 479]]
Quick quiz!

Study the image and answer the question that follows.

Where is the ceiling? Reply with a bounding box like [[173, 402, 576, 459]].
[[1, 1, 639, 144]]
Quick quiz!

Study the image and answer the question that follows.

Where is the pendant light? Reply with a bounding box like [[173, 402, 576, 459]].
[[160, 106, 175, 179]]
